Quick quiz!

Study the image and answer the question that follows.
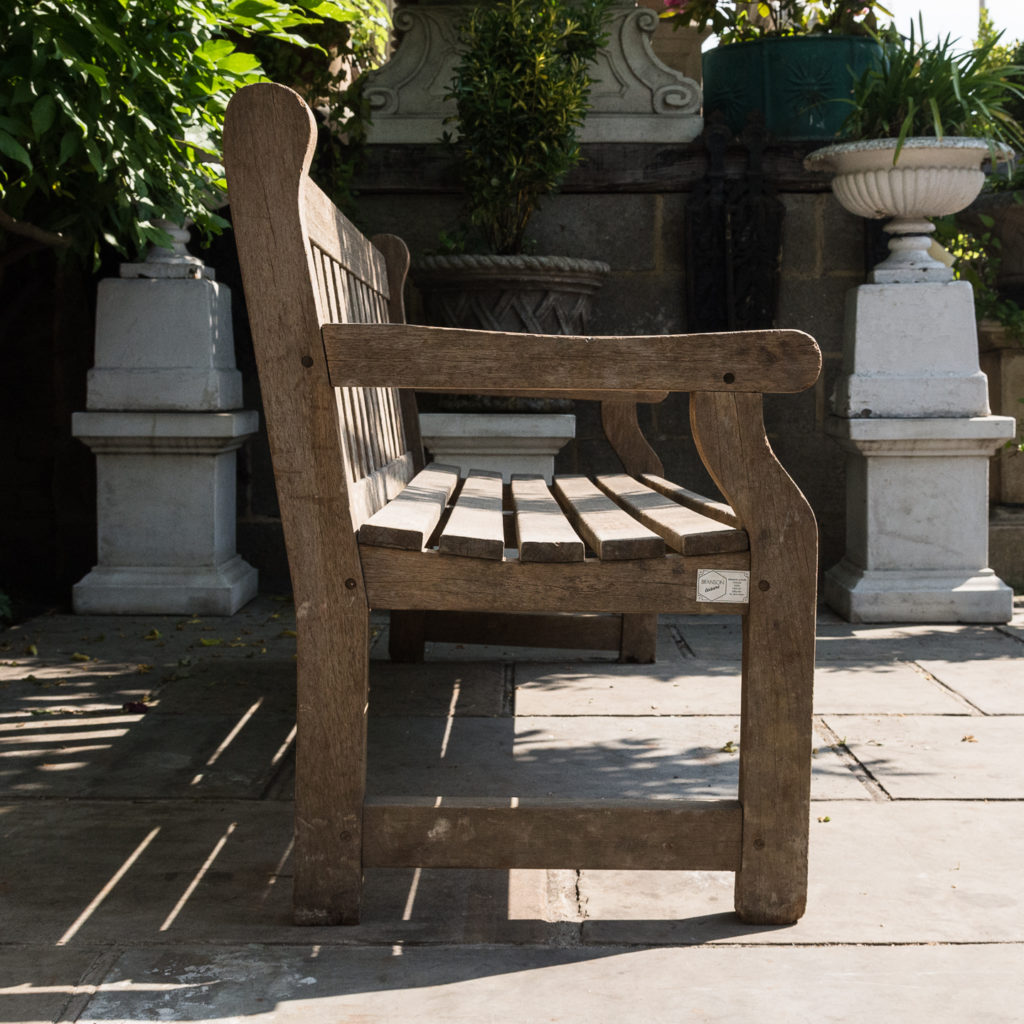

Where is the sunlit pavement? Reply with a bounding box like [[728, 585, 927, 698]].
[[2, 596, 1023, 1022]]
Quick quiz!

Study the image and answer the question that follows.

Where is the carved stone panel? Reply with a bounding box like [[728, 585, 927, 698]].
[[364, 0, 702, 144]]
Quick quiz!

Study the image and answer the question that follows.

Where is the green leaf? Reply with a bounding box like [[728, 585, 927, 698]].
[[0, 130, 33, 170], [31, 95, 57, 136], [57, 129, 80, 167], [215, 51, 262, 74]]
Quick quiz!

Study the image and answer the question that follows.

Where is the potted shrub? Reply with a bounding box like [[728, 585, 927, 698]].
[[413, 0, 615, 339], [804, 22, 1024, 282], [661, 0, 892, 139]]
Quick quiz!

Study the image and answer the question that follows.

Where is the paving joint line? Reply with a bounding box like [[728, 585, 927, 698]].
[[813, 717, 892, 802], [907, 660, 987, 715]]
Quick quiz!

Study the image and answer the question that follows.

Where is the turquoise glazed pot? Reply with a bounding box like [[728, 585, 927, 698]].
[[701, 36, 883, 140]]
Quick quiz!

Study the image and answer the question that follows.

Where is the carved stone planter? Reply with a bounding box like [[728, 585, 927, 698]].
[[412, 252, 609, 422], [413, 253, 610, 334]]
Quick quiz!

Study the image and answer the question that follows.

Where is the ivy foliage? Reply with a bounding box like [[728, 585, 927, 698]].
[[444, 0, 615, 255], [0, 0, 388, 265]]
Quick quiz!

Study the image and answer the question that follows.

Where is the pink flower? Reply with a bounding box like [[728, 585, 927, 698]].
[[664, 0, 689, 10]]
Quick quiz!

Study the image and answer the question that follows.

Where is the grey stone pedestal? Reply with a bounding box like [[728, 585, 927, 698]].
[[72, 229, 258, 615], [826, 282, 1014, 623]]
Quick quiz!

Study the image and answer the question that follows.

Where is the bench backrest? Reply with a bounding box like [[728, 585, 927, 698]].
[[224, 82, 418, 546]]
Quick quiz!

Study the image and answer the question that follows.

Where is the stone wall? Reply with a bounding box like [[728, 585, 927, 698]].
[[339, 141, 868, 579]]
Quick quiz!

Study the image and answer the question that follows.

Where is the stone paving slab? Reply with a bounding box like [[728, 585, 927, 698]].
[[0, 703, 295, 800], [369, 662, 506, 717], [15, 943, 1020, 1024], [516, 660, 967, 716], [0, 800, 579, 948], [0, 945, 111, 1024], [364, 715, 865, 801], [824, 714, 1024, 798], [915, 656, 1024, 714], [579, 801, 1024, 945]]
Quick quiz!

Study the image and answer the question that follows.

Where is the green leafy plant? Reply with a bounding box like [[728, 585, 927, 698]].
[[443, 0, 615, 255], [934, 212, 1024, 341], [659, 0, 892, 45], [240, 1, 389, 214], [840, 19, 1024, 156], [0, 0, 387, 267]]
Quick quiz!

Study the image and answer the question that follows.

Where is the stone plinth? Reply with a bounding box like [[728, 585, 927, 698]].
[[419, 413, 575, 482], [73, 242, 258, 616], [825, 416, 1015, 623], [826, 281, 1015, 623], [72, 412, 259, 615], [87, 277, 242, 411], [832, 282, 991, 419]]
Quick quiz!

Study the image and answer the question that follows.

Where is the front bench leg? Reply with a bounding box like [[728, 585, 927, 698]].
[[691, 391, 817, 924], [293, 601, 370, 925]]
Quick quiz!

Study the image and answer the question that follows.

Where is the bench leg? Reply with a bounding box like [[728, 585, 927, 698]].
[[389, 610, 426, 663], [619, 613, 657, 663], [734, 595, 815, 925], [293, 606, 370, 925]]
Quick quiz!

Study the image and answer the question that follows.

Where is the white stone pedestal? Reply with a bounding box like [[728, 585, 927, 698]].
[[826, 281, 1015, 623], [825, 416, 1015, 622], [73, 233, 258, 615], [418, 413, 575, 482], [72, 411, 258, 615]]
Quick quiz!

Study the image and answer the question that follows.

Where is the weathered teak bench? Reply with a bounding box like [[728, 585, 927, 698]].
[[224, 82, 820, 927]]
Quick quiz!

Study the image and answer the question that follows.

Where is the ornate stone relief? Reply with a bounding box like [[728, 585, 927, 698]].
[[364, 0, 702, 144]]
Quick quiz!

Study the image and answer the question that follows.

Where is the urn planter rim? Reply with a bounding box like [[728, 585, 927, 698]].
[[804, 136, 1011, 172], [414, 253, 612, 275]]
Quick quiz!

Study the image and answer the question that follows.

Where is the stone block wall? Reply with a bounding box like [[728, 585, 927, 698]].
[[338, 141, 868, 579]]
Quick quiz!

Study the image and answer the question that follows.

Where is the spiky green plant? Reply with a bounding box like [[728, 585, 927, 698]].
[[841, 19, 1024, 158]]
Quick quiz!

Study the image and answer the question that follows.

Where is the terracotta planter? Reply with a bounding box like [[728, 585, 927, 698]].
[[805, 137, 1003, 283]]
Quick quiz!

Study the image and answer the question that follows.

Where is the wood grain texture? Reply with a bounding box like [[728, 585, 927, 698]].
[[438, 470, 505, 559], [372, 233, 425, 475], [601, 401, 663, 476], [227, 82, 821, 929], [691, 391, 817, 925], [619, 613, 658, 664], [363, 798, 743, 870], [552, 476, 665, 560], [324, 323, 822, 395], [224, 82, 371, 925], [511, 476, 586, 563], [641, 473, 740, 528], [360, 545, 750, 613], [358, 463, 460, 550], [595, 474, 749, 557]]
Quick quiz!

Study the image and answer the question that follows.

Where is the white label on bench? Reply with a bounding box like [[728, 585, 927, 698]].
[[696, 569, 750, 603]]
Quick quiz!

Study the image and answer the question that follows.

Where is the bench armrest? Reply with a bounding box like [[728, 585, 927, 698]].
[[322, 323, 821, 396]]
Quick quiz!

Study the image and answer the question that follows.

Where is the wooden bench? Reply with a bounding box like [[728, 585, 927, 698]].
[[224, 82, 821, 927]]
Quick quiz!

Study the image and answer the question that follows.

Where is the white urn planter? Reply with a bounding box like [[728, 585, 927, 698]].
[[805, 137, 1015, 623], [805, 137, 1003, 284]]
